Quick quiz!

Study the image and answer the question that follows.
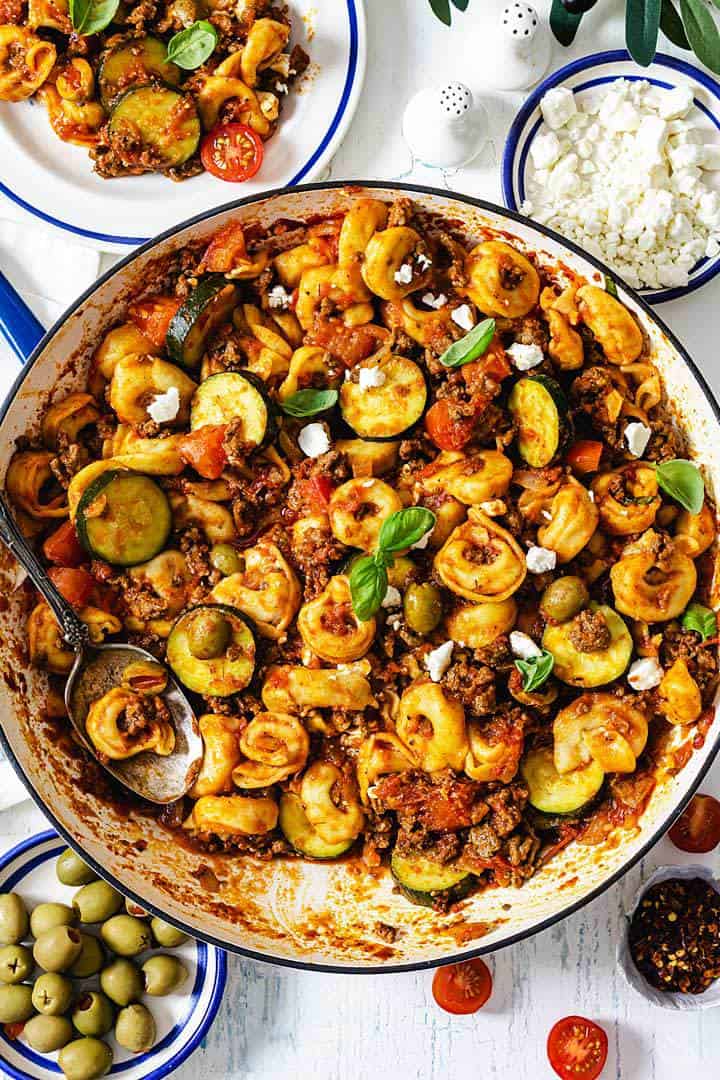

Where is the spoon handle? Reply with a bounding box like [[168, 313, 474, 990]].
[[0, 493, 90, 652]]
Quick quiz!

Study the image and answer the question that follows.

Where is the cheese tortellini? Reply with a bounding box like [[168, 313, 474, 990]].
[[396, 681, 468, 773], [211, 541, 301, 640], [554, 693, 648, 775], [300, 761, 364, 845], [611, 531, 697, 622], [329, 478, 403, 551], [537, 477, 598, 563], [0, 26, 55, 101], [262, 662, 375, 714], [85, 687, 175, 761], [297, 576, 376, 663], [232, 712, 309, 789], [418, 450, 513, 506], [435, 508, 526, 602]]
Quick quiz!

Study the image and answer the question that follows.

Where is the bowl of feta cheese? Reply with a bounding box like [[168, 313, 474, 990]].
[[502, 50, 720, 302]]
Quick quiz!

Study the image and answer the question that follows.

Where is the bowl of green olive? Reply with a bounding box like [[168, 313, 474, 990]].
[[0, 830, 226, 1080]]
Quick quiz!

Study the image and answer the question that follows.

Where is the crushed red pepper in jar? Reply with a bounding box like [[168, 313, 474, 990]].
[[629, 877, 720, 994]]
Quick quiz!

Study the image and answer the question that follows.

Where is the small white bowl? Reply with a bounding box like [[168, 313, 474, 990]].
[[617, 864, 720, 1010]]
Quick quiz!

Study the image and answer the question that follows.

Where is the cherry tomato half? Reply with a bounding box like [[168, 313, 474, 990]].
[[669, 793, 720, 853], [547, 1016, 608, 1080], [201, 122, 264, 183], [431, 958, 493, 1014]]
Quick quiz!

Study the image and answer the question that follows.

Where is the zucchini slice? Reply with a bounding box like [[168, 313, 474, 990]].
[[109, 85, 200, 169], [98, 35, 181, 109], [508, 374, 568, 468], [166, 604, 255, 697], [76, 469, 171, 567], [279, 794, 354, 859], [340, 354, 427, 440], [190, 371, 275, 450], [522, 746, 604, 817], [167, 277, 239, 370], [390, 850, 474, 909], [543, 604, 633, 688]]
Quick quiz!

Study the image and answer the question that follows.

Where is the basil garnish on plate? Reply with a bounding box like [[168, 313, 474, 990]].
[[439, 317, 496, 368], [515, 649, 554, 693], [681, 603, 717, 642], [69, 0, 119, 35], [280, 389, 338, 419], [166, 20, 218, 70], [655, 459, 704, 515], [350, 507, 436, 622]]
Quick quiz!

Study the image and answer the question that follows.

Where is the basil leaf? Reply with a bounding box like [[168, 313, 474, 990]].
[[166, 20, 218, 70], [681, 603, 717, 642], [428, 0, 452, 24], [349, 555, 388, 622], [69, 0, 119, 34], [626, 0, 661, 66], [280, 389, 338, 418], [660, 0, 690, 48], [378, 507, 436, 554], [550, 0, 585, 45], [515, 650, 555, 693], [655, 459, 705, 515], [680, 0, 720, 74], [604, 274, 618, 298], [439, 317, 496, 368]]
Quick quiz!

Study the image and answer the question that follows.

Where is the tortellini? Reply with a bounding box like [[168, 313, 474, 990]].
[[274, 241, 331, 290], [300, 761, 364, 844], [125, 550, 191, 637], [297, 576, 376, 662], [169, 492, 235, 544], [338, 199, 388, 269], [328, 478, 403, 551], [40, 83, 105, 145], [356, 732, 416, 804], [278, 346, 333, 401], [335, 439, 399, 479], [610, 531, 696, 622], [109, 354, 196, 426], [576, 285, 643, 364], [418, 450, 513, 506], [190, 714, 243, 798], [396, 681, 468, 773], [445, 599, 517, 648], [240, 18, 290, 87], [537, 477, 598, 563], [211, 541, 300, 640], [657, 658, 702, 725], [103, 426, 185, 477], [41, 393, 100, 450], [465, 240, 540, 318], [592, 464, 661, 536], [184, 795, 279, 836], [465, 719, 522, 783], [232, 712, 309, 789], [541, 288, 583, 370], [6, 451, 68, 519], [362, 227, 432, 301], [554, 692, 648, 774], [434, 508, 526, 603], [262, 662, 375, 714], [85, 687, 175, 761], [89, 323, 160, 397], [196, 51, 270, 135], [0, 26, 55, 101], [28, 602, 74, 674], [674, 502, 716, 557]]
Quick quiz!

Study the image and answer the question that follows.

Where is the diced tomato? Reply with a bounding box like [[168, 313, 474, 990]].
[[200, 122, 264, 182], [128, 295, 182, 348], [432, 959, 493, 1015], [179, 425, 228, 480], [304, 474, 334, 508], [463, 341, 513, 389], [42, 520, 85, 567], [48, 567, 95, 610], [200, 222, 249, 274], [547, 1016, 608, 1080], [567, 440, 604, 475], [305, 318, 389, 367], [668, 793, 720, 853], [425, 399, 477, 452]]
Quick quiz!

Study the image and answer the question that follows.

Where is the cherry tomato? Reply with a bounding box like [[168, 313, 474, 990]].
[[201, 122, 264, 182], [547, 1016, 608, 1080], [42, 520, 85, 567], [669, 793, 720, 853], [425, 399, 476, 451], [128, 295, 182, 348], [48, 567, 95, 610], [567, 440, 603, 475], [179, 425, 228, 480], [431, 958, 493, 1015]]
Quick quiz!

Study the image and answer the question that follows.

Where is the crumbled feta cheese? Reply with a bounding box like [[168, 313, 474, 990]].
[[298, 423, 331, 458], [422, 292, 447, 310], [416, 252, 432, 271], [526, 545, 557, 574], [657, 85, 694, 121], [425, 640, 454, 682], [147, 386, 180, 424], [531, 131, 561, 170], [507, 342, 543, 371], [541, 86, 577, 130], [509, 632, 542, 661], [394, 263, 413, 285], [451, 304, 474, 332], [381, 586, 402, 609], [627, 657, 663, 691], [703, 145, 720, 170], [275, 81, 288, 94], [268, 284, 292, 310], [358, 366, 386, 390], [624, 421, 652, 458], [390, 618, 401, 631]]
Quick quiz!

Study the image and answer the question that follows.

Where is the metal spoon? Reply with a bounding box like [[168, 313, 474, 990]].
[[0, 494, 202, 804]]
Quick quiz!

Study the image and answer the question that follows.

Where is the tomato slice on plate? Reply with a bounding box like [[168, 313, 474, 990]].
[[201, 122, 264, 182], [431, 958, 493, 1014], [547, 1016, 608, 1080], [669, 793, 720, 853]]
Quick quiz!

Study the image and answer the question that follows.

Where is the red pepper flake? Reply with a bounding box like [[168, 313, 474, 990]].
[[629, 877, 720, 994]]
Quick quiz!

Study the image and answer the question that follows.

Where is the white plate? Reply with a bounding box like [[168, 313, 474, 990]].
[[0, 0, 366, 252]]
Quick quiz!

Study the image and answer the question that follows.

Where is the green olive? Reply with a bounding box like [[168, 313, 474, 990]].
[[115, 1003, 156, 1053], [58, 1037, 113, 1080], [0, 893, 29, 945], [0, 983, 34, 1023], [56, 850, 97, 888], [99, 958, 143, 1006], [24, 1014, 74, 1052], [142, 954, 188, 996], [386, 555, 415, 590], [210, 543, 242, 577], [32, 972, 73, 1015], [73, 881, 123, 924], [403, 582, 443, 635], [72, 992, 115, 1038], [150, 917, 188, 948], [100, 915, 152, 958], [33, 925, 83, 973], [70, 933, 105, 978], [30, 902, 76, 938], [0, 944, 33, 984], [539, 575, 590, 624], [186, 609, 231, 660]]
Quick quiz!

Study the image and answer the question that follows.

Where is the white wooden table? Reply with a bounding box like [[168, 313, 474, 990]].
[[1, 0, 720, 1076]]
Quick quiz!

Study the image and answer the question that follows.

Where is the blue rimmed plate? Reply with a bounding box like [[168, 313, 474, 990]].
[[502, 50, 720, 304], [0, 830, 226, 1080]]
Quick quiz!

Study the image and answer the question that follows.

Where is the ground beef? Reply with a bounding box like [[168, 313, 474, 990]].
[[374, 769, 486, 833], [0, 0, 23, 21], [289, 522, 344, 600], [386, 197, 414, 228], [467, 822, 501, 858], [222, 418, 256, 467], [444, 659, 496, 716], [120, 693, 171, 739], [50, 436, 89, 488], [571, 366, 622, 442], [486, 784, 527, 837], [568, 608, 612, 653]]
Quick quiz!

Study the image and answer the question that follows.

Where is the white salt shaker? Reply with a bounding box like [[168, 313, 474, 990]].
[[402, 82, 487, 169], [477, 3, 552, 91]]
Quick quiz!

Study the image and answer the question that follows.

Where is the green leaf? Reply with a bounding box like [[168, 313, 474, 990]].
[[655, 459, 705, 514], [604, 274, 618, 298], [515, 650, 555, 693], [69, 0, 119, 34], [681, 602, 717, 642], [439, 318, 496, 368], [280, 389, 338, 418], [660, 0, 690, 48], [550, 0, 585, 45], [349, 555, 388, 622], [680, 0, 720, 74], [378, 507, 436, 554], [428, 0, 452, 25], [626, 0, 661, 66], [166, 20, 218, 69]]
